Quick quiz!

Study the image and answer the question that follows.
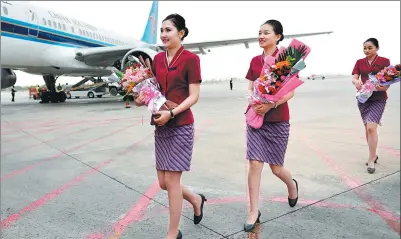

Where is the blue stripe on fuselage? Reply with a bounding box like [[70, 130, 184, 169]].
[[1, 16, 116, 48], [1, 31, 79, 48]]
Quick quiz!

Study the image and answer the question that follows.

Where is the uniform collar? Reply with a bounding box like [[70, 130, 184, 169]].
[[165, 45, 185, 69]]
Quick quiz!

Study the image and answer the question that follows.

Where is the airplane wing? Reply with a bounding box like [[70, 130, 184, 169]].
[[157, 31, 333, 54], [74, 44, 159, 67], [74, 31, 332, 67]]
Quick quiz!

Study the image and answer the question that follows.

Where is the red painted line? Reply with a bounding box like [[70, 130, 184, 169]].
[[379, 146, 400, 157], [86, 180, 161, 239], [115, 194, 393, 226], [1, 117, 137, 156], [0, 133, 153, 231], [356, 137, 400, 157], [85, 119, 213, 239], [337, 129, 400, 157], [180, 196, 362, 210], [3, 119, 61, 127], [3, 116, 140, 128], [1, 159, 112, 230], [0, 120, 141, 182], [2, 116, 147, 143], [2, 121, 93, 143], [300, 135, 400, 235], [1, 120, 73, 133]]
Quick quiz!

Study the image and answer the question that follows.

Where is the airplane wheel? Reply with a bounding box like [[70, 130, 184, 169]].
[[40, 92, 50, 103], [58, 92, 67, 102], [109, 87, 118, 96], [88, 92, 95, 98], [50, 92, 59, 103]]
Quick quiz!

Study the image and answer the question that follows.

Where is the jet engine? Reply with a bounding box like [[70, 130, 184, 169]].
[[120, 48, 157, 70], [1, 68, 17, 89]]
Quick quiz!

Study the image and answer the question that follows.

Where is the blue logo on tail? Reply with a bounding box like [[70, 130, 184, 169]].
[[141, 1, 158, 44]]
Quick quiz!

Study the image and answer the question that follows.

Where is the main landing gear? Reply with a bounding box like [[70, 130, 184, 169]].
[[40, 75, 67, 103]]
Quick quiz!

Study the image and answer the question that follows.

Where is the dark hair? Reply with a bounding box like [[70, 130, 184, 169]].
[[364, 38, 379, 49], [163, 14, 189, 41], [263, 19, 284, 44]]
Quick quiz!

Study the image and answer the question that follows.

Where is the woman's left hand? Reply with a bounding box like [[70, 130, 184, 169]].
[[153, 110, 171, 126], [376, 85, 389, 91], [253, 103, 274, 115]]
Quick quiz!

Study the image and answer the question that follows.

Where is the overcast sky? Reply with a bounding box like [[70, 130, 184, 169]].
[[12, 1, 401, 86]]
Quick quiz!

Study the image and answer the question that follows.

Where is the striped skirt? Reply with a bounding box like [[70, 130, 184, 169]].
[[246, 121, 290, 166], [154, 124, 194, 172], [357, 100, 386, 125]]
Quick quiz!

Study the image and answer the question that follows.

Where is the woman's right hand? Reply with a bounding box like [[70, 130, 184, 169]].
[[134, 94, 146, 106], [353, 78, 363, 90]]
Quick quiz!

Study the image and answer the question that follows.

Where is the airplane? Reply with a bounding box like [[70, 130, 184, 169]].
[[1, 0, 333, 103]]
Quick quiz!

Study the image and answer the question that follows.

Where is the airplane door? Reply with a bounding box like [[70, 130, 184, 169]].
[[26, 10, 39, 37]]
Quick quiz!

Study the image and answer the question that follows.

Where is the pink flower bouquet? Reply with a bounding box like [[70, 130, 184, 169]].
[[245, 39, 311, 129], [356, 64, 401, 103], [113, 56, 169, 114]]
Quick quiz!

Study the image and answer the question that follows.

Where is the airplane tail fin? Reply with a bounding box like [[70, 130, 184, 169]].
[[141, 0, 159, 44]]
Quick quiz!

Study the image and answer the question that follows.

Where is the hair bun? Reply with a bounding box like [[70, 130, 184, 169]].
[[184, 27, 189, 38], [278, 34, 284, 43]]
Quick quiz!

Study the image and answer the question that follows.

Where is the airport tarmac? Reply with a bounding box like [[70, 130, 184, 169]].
[[1, 77, 400, 239]]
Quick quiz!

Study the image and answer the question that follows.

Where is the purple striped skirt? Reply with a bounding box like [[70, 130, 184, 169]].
[[154, 124, 194, 172], [246, 121, 290, 166], [357, 100, 386, 125]]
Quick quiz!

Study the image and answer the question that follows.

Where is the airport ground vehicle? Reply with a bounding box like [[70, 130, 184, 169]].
[[107, 82, 125, 97], [29, 87, 39, 99], [29, 86, 48, 100], [307, 74, 326, 80], [69, 77, 108, 98]]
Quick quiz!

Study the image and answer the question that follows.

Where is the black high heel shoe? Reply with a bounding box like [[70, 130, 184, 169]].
[[365, 155, 378, 166], [367, 166, 376, 174], [244, 210, 261, 232], [194, 194, 207, 225], [288, 179, 298, 207], [176, 230, 182, 239]]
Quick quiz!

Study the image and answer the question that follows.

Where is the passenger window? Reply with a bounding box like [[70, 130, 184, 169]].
[[53, 21, 57, 28], [71, 26, 75, 33], [58, 23, 61, 29], [42, 18, 47, 25], [48, 20, 51, 26], [62, 24, 66, 31], [2, 7, 8, 15]]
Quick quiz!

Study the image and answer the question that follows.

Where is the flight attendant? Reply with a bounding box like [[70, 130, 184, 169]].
[[352, 38, 391, 174], [134, 14, 206, 239], [243, 19, 299, 232]]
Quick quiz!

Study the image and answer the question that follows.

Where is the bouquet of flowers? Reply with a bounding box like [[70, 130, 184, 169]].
[[356, 64, 401, 103], [116, 62, 153, 97], [246, 39, 311, 129], [113, 56, 175, 118]]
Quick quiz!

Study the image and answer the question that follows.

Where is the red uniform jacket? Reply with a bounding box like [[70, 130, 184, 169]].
[[152, 46, 202, 127]]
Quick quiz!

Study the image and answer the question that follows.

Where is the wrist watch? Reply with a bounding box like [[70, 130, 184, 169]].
[[169, 109, 175, 119]]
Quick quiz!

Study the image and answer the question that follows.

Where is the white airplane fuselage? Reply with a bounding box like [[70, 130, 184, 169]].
[[1, 1, 153, 77], [1, 0, 332, 92]]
